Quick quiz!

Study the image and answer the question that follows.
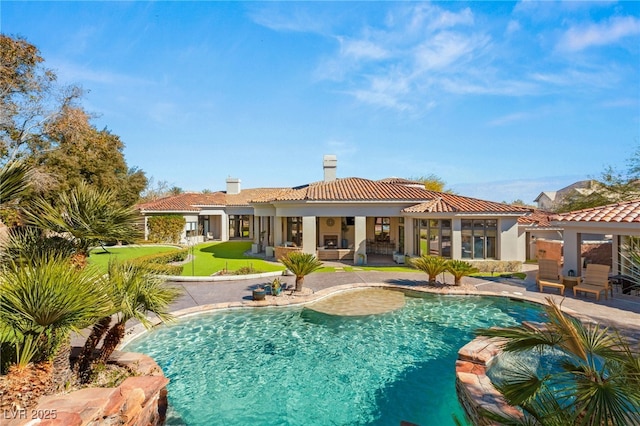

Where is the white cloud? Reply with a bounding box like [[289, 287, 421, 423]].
[[487, 112, 534, 127], [558, 16, 640, 51], [338, 37, 389, 60], [506, 20, 521, 34]]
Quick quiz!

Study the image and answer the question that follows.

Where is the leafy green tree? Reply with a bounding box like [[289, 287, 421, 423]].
[[0, 256, 111, 393], [446, 260, 478, 285], [0, 34, 67, 163], [40, 105, 147, 207], [24, 181, 142, 258], [476, 299, 640, 425], [411, 255, 449, 283], [279, 252, 323, 292], [409, 174, 455, 193]]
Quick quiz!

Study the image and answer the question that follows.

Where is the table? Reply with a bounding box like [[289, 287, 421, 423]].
[[562, 275, 581, 290]]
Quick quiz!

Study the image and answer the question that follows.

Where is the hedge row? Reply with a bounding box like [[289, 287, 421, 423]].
[[468, 260, 522, 273], [131, 248, 188, 276]]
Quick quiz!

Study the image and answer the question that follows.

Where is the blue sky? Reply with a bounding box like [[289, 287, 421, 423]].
[[2, 1, 639, 203]]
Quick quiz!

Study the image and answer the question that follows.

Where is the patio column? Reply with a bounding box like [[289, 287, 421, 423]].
[[451, 218, 462, 259], [562, 229, 582, 276], [220, 212, 229, 242], [354, 216, 366, 263], [302, 216, 316, 255], [404, 218, 414, 256], [274, 216, 283, 246]]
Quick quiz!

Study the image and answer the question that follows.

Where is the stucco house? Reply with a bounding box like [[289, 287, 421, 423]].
[[534, 180, 598, 211], [138, 156, 541, 264]]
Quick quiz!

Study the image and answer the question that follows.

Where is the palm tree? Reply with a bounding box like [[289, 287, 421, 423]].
[[446, 260, 478, 285], [0, 256, 112, 393], [95, 260, 181, 365], [23, 181, 142, 260], [410, 255, 449, 283], [279, 252, 323, 292], [476, 298, 640, 425]]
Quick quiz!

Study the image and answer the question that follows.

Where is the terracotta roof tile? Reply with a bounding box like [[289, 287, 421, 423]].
[[551, 199, 640, 223], [137, 188, 287, 212], [517, 210, 555, 227]]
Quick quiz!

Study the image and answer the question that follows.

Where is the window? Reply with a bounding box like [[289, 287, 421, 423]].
[[185, 221, 198, 238], [229, 215, 251, 238], [413, 219, 451, 258], [286, 217, 303, 246], [374, 217, 390, 242], [461, 219, 496, 259]]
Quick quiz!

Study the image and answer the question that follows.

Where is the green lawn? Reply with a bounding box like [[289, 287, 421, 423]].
[[88, 245, 180, 272], [88, 242, 420, 276], [181, 241, 284, 276]]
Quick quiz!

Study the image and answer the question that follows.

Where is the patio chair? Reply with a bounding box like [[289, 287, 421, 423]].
[[536, 259, 564, 295], [573, 264, 611, 301]]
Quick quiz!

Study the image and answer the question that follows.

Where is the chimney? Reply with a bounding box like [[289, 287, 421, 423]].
[[226, 177, 241, 194], [323, 155, 337, 182]]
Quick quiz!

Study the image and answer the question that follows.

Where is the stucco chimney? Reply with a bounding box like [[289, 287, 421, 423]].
[[226, 177, 241, 194], [323, 155, 337, 182]]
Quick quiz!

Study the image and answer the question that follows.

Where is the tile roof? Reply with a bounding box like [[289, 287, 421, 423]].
[[551, 199, 640, 223], [136, 178, 532, 215], [262, 177, 529, 213], [377, 177, 423, 186], [517, 210, 555, 227], [137, 188, 286, 212]]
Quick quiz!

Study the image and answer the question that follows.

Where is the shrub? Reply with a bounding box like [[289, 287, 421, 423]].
[[147, 215, 186, 243], [130, 248, 188, 276]]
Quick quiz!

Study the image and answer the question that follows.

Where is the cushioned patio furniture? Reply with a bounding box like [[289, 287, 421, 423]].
[[536, 259, 564, 295], [573, 264, 611, 301]]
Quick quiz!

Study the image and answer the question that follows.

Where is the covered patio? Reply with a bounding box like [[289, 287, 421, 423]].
[[552, 199, 640, 294]]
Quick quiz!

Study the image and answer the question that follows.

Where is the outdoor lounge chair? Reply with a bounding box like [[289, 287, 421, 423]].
[[573, 264, 611, 301], [536, 259, 564, 295]]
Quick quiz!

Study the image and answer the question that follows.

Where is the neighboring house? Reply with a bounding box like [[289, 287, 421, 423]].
[[534, 180, 598, 211], [551, 199, 640, 278], [138, 155, 542, 264]]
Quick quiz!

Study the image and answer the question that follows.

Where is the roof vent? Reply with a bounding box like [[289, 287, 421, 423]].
[[323, 155, 337, 182], [226, 177, 241, 194]]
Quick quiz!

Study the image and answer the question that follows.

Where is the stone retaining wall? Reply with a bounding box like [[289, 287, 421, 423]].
[[455, 336, 522, 425], [6, 352, 168, 426]]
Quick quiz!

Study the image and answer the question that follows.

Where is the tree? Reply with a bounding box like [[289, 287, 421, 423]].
[[555, 146, 640, 212], [446, 260, 478, 285], [1, 35, 146, 207], [409, 174, 455, 193], [279, 252, 323, 292], [24, 181, 142, 258], [39, 105, 147, 207], [0, 35, 81, 166], [410, 255, 449, 283], [476, 299, 640, 425]]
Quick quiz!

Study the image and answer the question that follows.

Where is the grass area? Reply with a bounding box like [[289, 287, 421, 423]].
[[182, 241, 284, 276], [88, 245, 180, 272]]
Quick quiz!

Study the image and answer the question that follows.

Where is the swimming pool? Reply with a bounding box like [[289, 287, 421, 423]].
[[125, 291, 546, 425]]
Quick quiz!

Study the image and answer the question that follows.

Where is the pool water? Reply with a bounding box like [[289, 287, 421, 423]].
[[125, 292, 546, 425]]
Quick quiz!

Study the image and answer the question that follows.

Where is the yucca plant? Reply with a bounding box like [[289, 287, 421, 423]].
[[410, 255, 449, 283], [0, 256, 112, 394], [0, 158, 31, 206], [94, 260, 182, 366], [23, 181, 142, 258], [446, 260, 478, 285], [279, 252, 323, 292], [476, 298, 640, 425]]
